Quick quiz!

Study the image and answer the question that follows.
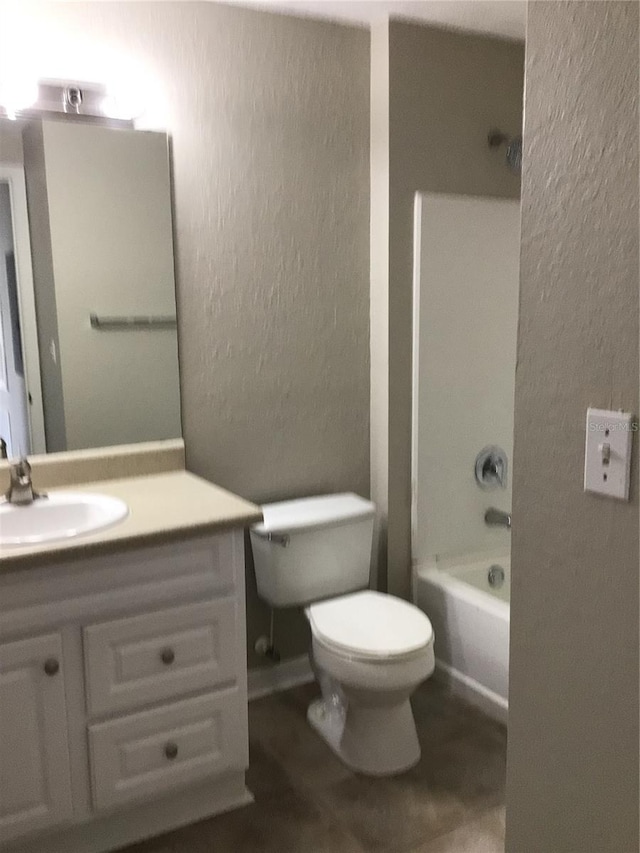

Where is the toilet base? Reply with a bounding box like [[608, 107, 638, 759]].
[[307, 695, 421, 776]]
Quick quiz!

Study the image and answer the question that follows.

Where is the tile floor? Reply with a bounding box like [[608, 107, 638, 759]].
[[123, 679, 506, 853]]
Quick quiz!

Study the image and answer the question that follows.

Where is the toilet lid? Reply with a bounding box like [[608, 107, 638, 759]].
[[253, 493, 375, 536], [307, 590, 433, 660]]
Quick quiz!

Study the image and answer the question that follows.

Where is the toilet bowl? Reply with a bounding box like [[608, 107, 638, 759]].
[[249, 493, 435, 777], [306, 590, 434, 775]]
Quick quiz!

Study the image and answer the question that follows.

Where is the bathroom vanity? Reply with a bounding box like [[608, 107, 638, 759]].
[[0, 110, 262, 853], [0, 442, 262, 853]]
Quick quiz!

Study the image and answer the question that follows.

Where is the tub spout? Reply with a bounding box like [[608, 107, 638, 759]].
[[484, 507, 511, 529]]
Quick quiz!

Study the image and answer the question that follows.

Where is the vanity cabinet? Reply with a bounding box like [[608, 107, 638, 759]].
[[0, 530, 251, 853]]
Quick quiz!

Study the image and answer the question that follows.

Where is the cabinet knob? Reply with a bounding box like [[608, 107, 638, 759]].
[[43, 658, 60, 677], [164, 741, 178, 760], [160, 647, 175, 666]]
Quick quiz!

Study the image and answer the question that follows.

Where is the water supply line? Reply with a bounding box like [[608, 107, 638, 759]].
[[254, 609, 281, 663]]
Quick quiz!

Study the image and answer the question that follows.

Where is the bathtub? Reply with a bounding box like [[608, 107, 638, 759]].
[[415, 552, 510, 724]]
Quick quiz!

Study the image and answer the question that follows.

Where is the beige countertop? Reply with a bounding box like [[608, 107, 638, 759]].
[[0, 470, 262, 570]]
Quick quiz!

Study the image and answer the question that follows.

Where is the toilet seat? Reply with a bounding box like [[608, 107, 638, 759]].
[[307, 590, 433, 661]]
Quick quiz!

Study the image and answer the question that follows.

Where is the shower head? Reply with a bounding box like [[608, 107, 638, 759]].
[[488, 129, 522, 174]]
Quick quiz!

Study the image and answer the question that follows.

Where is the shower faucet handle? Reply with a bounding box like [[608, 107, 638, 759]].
[[475, 446, 508, 489], [483, 456, 502, 479]]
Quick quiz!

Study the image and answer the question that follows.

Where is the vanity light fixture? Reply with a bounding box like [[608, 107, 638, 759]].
[[0, 79, 135, 124]]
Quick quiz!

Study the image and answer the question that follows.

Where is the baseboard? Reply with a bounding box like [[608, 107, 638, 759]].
[[434, 659, 508, 726], [248, 653, 314, 701]]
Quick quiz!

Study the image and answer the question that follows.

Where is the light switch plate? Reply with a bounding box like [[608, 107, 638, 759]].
[[584, 408, 634, 500]]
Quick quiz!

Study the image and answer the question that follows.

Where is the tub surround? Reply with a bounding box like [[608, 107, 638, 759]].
[[411, 194, 519, 564], [0, 439, 262, 569]]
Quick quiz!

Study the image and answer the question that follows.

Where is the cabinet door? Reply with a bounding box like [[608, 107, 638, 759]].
[[0, 633, 74, 843]]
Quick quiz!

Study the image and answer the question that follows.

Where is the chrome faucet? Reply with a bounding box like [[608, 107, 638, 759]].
[[484, 507, 511, 529], [4, 458, 46, 506]]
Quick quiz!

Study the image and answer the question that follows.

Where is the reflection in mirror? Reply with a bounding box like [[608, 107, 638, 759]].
[[0, 118, 182, 457], [0, 181, 31, 457]]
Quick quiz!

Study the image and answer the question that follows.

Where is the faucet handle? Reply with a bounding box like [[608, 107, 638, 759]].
[[5, 456, 45, 505], [13, 457, 31, 481], [475, 446, 508, 489]]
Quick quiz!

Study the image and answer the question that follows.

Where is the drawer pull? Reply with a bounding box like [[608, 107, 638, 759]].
[[43, 657, 60, 676], [160, 647, 175, 666], [164, 741, 178, 761]]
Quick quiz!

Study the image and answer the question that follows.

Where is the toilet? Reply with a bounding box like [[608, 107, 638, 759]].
[[250, 493, 434, 776]]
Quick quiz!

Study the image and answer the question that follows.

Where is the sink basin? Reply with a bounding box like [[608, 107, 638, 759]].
[[0, 492, 129, 548]]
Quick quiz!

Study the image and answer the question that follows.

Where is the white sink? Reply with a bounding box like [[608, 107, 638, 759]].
[[0, 492, 129, 548]]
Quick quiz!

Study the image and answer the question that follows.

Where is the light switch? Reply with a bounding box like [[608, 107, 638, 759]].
[[584, 408, 634, 500]]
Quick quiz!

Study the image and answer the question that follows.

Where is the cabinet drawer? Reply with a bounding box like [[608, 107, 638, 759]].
[[84, 599, 237, 716], [88, 690, 245, 811]]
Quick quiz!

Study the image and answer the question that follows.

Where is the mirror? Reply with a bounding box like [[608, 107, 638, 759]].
[[0, 117, 181, 457]]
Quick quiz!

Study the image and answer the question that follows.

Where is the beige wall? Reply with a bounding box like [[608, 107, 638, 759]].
[[29, 3, 370, 666], [507, 2, 639, 850], [371, 21, 524, 596], [369, 19, 390, 591], [0, 123, 23, 166]]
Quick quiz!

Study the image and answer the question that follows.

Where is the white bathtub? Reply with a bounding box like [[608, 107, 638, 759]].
[[415, 553, 510, 724]]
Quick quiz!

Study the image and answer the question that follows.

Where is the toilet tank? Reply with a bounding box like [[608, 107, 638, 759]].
[[250, 493, 376, 608]]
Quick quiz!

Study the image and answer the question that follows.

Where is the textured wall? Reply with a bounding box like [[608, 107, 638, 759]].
[[507, 3, 639, 850], [30, 2, 370, 666], [369, 20, 390, 591], [0, 122, 23, 165], [371, 22, 524, 595]]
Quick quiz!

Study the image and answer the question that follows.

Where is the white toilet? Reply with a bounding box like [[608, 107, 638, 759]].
[[250, 493, 435, 776]]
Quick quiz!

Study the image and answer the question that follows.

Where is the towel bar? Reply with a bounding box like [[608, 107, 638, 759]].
[[89, 313, 177, 330]]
